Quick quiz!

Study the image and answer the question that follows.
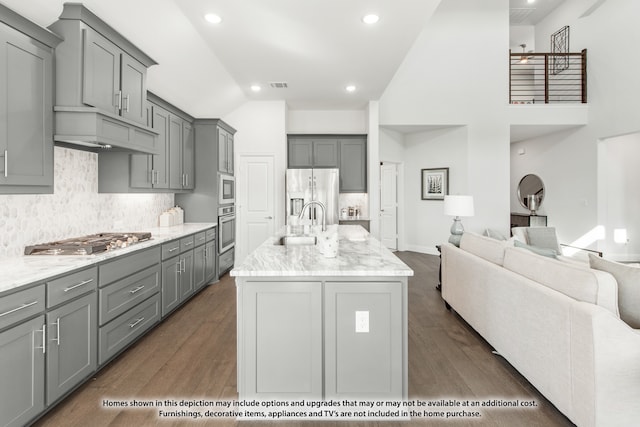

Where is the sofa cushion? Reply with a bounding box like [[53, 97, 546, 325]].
[[460, 232, 510, 266], [514, 240, 557, 258], [589, 254, 640, 328], [503, 247, 619, 315], [526, 227, 562, 253], [483, 228, 507, 241]]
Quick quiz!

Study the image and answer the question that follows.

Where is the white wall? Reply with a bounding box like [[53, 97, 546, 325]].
[[0, 147, 174, 258], [379, 0, 511, 250], [287, 109, 367, 134]]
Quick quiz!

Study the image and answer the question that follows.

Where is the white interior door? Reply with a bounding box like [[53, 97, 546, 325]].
[[237, 154, 275, 264], [380, 163, 398, 250]]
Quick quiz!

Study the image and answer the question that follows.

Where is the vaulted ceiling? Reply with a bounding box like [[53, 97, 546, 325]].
[[3, 0, 563, 117]]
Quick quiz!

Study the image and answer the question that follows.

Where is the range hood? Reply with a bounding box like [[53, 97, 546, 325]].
[[54, 106, 160, 154]]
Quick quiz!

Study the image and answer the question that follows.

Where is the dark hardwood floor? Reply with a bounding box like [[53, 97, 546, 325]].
[[34, 251, 574, 427]]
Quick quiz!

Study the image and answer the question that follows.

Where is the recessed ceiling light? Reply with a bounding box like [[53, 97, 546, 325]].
[[250, 85, 261, 92], [204, 13, 222, 24], [362, 14, 379, 24], [527, 0, 535, 4], [345, 85, 356, 92]]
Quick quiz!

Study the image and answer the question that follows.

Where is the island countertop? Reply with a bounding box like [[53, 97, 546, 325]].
[[231, 225, 413, 277]]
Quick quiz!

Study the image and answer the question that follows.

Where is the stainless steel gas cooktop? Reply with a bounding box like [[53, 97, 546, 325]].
[[24, 232, 152, 255]]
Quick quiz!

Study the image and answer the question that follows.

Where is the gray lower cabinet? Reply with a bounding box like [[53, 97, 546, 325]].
[[0, 8, 60, 194], [161, 233, 203, 317], [98, 247, 161, 365], [324, 282, 403, 398], [239, 281, 323, 399], [0, 315, 45, 427], [204, 228, 217, 284], [46, 292, 97, 404], [236, 278, 407, 400]]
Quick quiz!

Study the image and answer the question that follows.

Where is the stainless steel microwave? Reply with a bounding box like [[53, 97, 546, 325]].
[[219, 174, 235, 205]]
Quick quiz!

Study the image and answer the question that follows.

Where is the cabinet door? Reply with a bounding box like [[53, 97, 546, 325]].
[[240, 281, 323, 399], [182, 122, 195, 189], [0, 316, 45, 427], [161, 257, 181, 317], [218, 127, 228, 172], [226, 133, 234, 175], [204, 241, 216, 283], [339, 138, 367, 192], [313, 139, 339, 167], [193, 244, 206, 291], [120, 55, 147, 125], [324, 282, 403, 399], [288, 139, 313, 168], [180, 251, 195, 301], [46, 293, 97, 404], [0, 25, 53, 187], [82, 28, 120, 115], [168, 115, 183, 189]]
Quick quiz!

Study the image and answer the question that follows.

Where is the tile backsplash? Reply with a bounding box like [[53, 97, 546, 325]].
[[0, 147, 174, 258]]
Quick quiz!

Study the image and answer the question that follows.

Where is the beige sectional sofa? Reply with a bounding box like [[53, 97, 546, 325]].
[[441, 232, 640, 427]]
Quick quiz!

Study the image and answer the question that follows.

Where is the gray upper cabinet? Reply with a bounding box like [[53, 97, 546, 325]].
[[48, 3, 159, 153], [287, 137, 339, 168], [0, 5, 61, 194], [339, 137, 367, 192], [288, 138, 313, 168], [313, 139, 339, 167], [218, 126, 234, 174], [182, 121, 195, 189]]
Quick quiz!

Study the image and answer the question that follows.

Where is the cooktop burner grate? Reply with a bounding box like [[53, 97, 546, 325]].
[[24, 232, 152, 255]]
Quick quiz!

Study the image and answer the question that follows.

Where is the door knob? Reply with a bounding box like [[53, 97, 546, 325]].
[[265, 216, 273, 219]]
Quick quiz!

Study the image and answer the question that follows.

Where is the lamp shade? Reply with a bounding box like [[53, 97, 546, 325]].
[[444, 195, 474, 217]]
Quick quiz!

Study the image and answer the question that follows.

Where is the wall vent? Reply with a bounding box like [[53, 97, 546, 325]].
[[269, 82, 288, 88]]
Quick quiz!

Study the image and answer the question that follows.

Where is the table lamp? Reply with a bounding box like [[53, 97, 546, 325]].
[[444, 195, 474, 247]]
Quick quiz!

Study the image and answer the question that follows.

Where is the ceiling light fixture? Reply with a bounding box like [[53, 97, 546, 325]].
[[519, 43, 529, 64], [346, 85, 356, 92], [362, 14, 379, 24], [527, 0, 536, 4], [204, 13, 222, 24], [250, 85, 261, 92]]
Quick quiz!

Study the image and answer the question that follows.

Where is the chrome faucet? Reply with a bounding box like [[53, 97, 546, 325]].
[[298, 201, 326, 232]]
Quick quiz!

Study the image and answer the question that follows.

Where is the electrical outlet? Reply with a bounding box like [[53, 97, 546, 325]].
[[355, 311, 369, 333]]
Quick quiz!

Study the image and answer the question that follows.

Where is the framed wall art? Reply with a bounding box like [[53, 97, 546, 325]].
[[421, 167, 449, 200]]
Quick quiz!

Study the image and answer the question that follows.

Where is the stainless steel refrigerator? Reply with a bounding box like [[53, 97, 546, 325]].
[[286, 168, 339, 225]]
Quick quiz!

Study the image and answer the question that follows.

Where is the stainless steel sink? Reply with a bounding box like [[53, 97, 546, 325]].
[[274, 235, 317, 246]]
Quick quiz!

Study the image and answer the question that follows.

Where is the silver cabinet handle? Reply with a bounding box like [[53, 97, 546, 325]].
[[64, 278, 93, 293], [123, 94, 130, 112], [184, 241, 193, 247], [2, 150, 7, 178], [51, 318, 61, 346], [168, 247, 179, 253], [129, 285, 145, 294], [115, 91, 122, 110], [128, 317, 145, 328], [0, 300, 38, 318], [181, 258, 186, 273], [176, 262, 181, 275], [36, 325, 46, 354]]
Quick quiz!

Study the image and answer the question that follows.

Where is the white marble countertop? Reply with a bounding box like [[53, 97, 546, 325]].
[[0, 223, 216, 295], [231, 225, 413, 277]]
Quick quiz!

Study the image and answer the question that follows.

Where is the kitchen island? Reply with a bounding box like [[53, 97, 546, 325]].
[[230, 225, 413, 401]]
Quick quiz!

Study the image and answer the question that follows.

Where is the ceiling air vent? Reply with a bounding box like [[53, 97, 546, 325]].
[[269, 82, 288, 89]]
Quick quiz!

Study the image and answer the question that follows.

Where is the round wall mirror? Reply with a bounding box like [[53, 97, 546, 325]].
[[517, 174, 545, 214]]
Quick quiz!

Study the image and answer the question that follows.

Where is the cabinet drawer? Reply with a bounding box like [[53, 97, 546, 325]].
[[206, 228, 216, 242], [98, 293, 160, 365], [47, 267, 98, 308], [161, 239, 181, 260], [180, 235, 195, 252], [99, 265, 160, 325], [194, 231, 207, 247], [219, 248, 234, 273], [99, 246, 160, 287], [0, 285, 45, 330]]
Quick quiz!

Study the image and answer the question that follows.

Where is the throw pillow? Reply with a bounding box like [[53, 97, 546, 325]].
[[526, 227, 562, 253], [514, 239, 557, 258], [483, 228, 507, 241], [589, 253, 640, 328]]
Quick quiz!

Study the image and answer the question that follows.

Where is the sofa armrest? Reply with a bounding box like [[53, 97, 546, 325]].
[[571, 302, 640, 427]]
